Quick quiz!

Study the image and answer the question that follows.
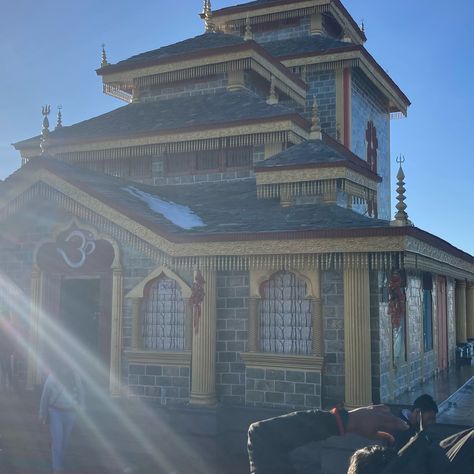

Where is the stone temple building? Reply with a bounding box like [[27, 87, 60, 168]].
[[1, 0, 474, 412]]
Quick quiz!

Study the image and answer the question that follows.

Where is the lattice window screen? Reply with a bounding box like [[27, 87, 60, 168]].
[[260, 271, 312, 354], [142, 277, 185, 351]]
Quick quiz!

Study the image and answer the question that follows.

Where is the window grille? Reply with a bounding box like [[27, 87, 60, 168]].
[[196, 150, 220, 171], [142, 277, 185, 351], [166, 152, 194, 174], [130, 156, 152, 178], [260, 271, 312, 354], [226, 147, 252, 168]]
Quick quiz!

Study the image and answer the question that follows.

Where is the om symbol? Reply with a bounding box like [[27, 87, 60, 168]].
[[56, 230, 96, 268]]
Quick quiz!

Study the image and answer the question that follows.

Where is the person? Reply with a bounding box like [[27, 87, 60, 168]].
[[39, 360, 84, 474], [248, 404, 474, 474], [394, 394, 438, 450], [248, 405, 408, 474]]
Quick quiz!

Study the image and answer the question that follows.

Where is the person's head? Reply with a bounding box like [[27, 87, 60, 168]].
[[347, 445, 396, 474], [411, 394, 438, 429]]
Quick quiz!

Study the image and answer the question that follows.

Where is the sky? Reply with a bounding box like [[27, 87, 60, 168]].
[[0, 0, 473, 254]]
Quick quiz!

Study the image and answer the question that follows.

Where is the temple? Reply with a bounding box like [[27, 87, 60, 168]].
[[1, 0, 473, 413]]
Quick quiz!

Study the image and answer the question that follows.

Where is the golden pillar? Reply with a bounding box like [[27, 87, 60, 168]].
[[27, 266, 42, 389], [466, 282, 474, 341], [185, 298, 193, 351], [455, 280, 467, 344], [311, 270, 323, 356], [343, 263, 372, 408], [248, 296, 259, 352], [131, 298, 142, 350], [190, 269, 217, 406], [110, 266, 123, 396]]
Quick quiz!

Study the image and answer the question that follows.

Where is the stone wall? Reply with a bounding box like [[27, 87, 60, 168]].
[[245, 367, 321, 409], [216, 271, 249, 405], [305, 70, 337, 139], [447, 278, 456, 365], [372, 271, 439, 402], [252, 16, 311, 43], [322, 270, 345, 405], [128, 363, 190, 405], [351, 68, 391, 220]]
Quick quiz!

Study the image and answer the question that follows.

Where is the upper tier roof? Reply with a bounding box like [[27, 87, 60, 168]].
[[14, 90, 306, 149], [111, 33, 246, 69], [263, 35, 352, 58]]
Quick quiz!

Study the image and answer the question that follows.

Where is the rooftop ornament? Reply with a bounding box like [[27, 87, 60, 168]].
[[203, 0, 215, 33], [244, 13, 253, 41], [309, 95, 322, 140], [55, 105, 63, 129], [40, 105, 51, 155], [101, 44, 108, 67], [391, 155, 412, 226]]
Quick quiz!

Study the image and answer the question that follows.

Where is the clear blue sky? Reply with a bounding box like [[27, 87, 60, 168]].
[[1, 0, 473, 254]]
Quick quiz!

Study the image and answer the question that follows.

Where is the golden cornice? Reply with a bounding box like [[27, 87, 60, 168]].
[[124, 350, 191, 366], [256, 166, 378, 191], [241, 351, 324, 371], [19, 120, 308, 159]]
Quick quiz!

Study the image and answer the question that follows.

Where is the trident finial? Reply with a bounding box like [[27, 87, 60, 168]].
[[391, 155, 412, 226], [244, 13, 253, 40], [101, 44, 108, 67], [55, 105, 63, 129], [266, 75, 278, 105], [309, 95, 322, 140], [40, 105, 51, 155]]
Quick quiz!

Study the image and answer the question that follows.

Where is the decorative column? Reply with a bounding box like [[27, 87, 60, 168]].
[[131, 298, 142, 350], [311, 270, 323, 357], [27, 266, 42, 389], [455, 280, 467, 344], [248, 297, 259, 352], [466, 282, 474, 341], [190, 269, 217, 406], [109, 266, 123, 396], [184, 299, 193, 351], [343, 261, 372, 408]]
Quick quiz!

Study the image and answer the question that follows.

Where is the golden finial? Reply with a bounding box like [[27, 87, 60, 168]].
[[40, 105, 51, 155], [203, 0, 215, 33], [391, 155, 412, 226], [101, 44, 108, 67], [360, 20, 365, 34], [266, 75, 278, 105], [55, 105, 63, 129], [309, 95, 322, 140], [244, 13, 253, 41]]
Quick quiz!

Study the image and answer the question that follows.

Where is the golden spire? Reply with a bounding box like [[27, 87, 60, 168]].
[[244, 13, 253, 41], [55, 105, 63, 129], [203, 0, 215, 33], [101, 44, 108, 67], [391, 155, 412, 226], [309, 95, 322, 140], [40, 105, 51, 155], [266, 75, 278, 105]]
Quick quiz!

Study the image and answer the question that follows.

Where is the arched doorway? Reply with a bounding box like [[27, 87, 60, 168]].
[[34, 222, 118, 395]]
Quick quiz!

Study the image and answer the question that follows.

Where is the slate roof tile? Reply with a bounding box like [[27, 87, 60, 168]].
[[14, 91, 302, 148]]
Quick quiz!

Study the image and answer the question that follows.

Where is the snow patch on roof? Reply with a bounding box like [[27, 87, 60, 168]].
[[124, 186, 206, 230]]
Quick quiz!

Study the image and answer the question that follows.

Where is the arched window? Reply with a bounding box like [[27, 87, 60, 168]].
[[142, 277, 185, 351], [259, 271, 312, 354]]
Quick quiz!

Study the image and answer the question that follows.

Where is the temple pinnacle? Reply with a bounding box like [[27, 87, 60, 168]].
[[391, 155, 412, 226], [203, 0, 215, 33], [244, 13, 253, 40], [101, 44, 108, 67], [55, 105, 63, 129], [40, 105, 51, 155], [309, 95, 322, 140]]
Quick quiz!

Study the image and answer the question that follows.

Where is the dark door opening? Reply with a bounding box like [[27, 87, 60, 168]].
[[59, 278, 107, 392]]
